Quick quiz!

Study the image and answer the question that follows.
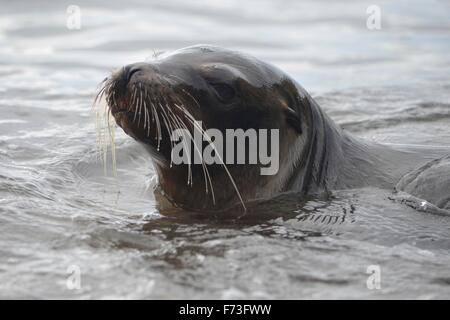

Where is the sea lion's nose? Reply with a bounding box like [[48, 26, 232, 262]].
[[122, 62, 160, 84], [123, 64, 144, 83]]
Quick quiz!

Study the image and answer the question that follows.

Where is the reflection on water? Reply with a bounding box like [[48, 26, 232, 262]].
[[0, 0, 450, 299]]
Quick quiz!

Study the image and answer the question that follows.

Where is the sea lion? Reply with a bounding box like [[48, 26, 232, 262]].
[[395, 155, 450, 211], [95, 45, 449, 212]]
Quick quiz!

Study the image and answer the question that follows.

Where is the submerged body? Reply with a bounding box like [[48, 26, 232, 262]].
[[96, 45, 449, 212]]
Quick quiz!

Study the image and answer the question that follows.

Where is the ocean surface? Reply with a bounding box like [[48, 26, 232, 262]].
[[0, 0, 449, 299]]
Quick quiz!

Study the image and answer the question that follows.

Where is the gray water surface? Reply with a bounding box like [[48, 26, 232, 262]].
[[0, 0, 450, 299]]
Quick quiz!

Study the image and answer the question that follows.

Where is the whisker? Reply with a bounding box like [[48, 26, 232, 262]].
[[165, 74, 201, 109], [175, 112, 213, 196], [133, 86, 139, 123], [151, 102, 162, 150], [177, 112, 216, 199], [144, 100, 150, 131], [138, 84, 144, 127], [158, 96, 177, 148], [168, 97, 214, 197], [175, 110, 213, 190], [169, 112, 193, 185], [93, 81, 117, 176], [174, 103, 246, 211]]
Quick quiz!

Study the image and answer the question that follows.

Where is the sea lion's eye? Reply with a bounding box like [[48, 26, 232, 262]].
[[210, 83, 236, 102]]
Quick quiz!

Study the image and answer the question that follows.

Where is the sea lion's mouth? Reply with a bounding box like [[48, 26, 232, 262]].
[[112, 109, 133, 117], [95, 69, 202, 159]]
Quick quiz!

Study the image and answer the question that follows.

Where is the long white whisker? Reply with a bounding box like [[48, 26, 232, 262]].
[[133, 86, 139, 122], [138, 84, 144, 127], [167, 107, 193, 184], [169, 97, 216, 199], [144, 88, 155, 136], [165, 74, 201, 108], [144, 100, 150, 131], [175, 112, 214, 197], [174, 103, 246, 211], [158, 97, 177, 149], [151, 102, 162, 150]]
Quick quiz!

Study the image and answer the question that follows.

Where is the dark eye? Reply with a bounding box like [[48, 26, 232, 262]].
[[210, 83, 236, 102]]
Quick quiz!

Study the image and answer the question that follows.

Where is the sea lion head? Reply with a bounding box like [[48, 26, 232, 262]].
[[97, 45, 314, 211]]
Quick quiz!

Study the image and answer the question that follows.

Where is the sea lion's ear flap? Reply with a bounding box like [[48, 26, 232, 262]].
[[285, 107, 302, 134]]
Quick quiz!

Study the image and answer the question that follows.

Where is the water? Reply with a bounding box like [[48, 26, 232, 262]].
[[1, 0, 450, 299]]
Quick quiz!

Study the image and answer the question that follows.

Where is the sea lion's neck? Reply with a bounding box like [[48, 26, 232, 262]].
[[285, 95, 413, 194]]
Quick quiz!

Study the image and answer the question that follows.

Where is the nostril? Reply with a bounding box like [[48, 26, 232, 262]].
[[124, 65, 142, 83], [128, 67, 141, 79]]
